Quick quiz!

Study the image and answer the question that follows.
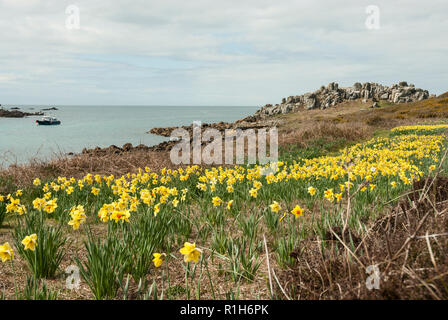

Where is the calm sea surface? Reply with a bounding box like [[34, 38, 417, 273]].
[[0, 105, 259, 166]]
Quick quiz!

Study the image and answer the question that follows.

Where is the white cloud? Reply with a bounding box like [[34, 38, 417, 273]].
[[0, 0, 447, 105]]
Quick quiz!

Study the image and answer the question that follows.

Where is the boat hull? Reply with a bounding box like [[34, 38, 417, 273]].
[[36, 120, 61, 125]]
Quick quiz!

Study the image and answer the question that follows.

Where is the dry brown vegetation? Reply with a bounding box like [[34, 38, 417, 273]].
[[0, 151, 175, 194], [277, 176, 448, 299]]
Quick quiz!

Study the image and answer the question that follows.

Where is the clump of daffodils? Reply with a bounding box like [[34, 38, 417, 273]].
[[6, 197, 27, 215]]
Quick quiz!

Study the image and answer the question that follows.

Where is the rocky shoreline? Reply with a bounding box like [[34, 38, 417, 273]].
[[76, 81, 434, 156], [78, 118, 280, 156], [148, 118, 279, 137], [77, 141, 179, 156], [0, 108, 44, 118]]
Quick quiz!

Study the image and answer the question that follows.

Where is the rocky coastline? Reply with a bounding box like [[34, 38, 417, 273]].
[[78, 118, 280, 156], [75, 81, 434, 156], [77, 141, 178, 156], [0, 108, 44, 118]]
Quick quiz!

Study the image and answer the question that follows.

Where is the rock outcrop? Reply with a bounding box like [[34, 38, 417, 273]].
[[149, 119, 279, 138], [142, 81, 433, 154], [0, 108, 44, 118], [79, 142, 177, 156], [252, 81, 430, 119]]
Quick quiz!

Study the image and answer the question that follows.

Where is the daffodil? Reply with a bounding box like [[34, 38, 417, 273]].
[[152, 253, 164, 268], [68, 205, 87, 230], [91, 187, 100, 196], [66, 186, 74, 195], [43, 198, 58, 213], [0, 242, 14, 262], [22, 234, 38, 251], [324, 189, 334, 202], [6, 198, 21, 213], [212, 196, 222, 207], [279, 211, 288, 222], [291, 205, 304, 218], [308, 186, 316, 196], [249, 188, 258, 198], [179, 242, 201, 263], [335, 193, 343, 202], [110, 209, 130, 223], [270, 201, 281, 213], [253, 181, 262, 190], [154, 203, 161, 216], [32, 197, 46, 211]]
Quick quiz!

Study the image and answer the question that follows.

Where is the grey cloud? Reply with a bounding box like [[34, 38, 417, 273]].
[[0, 0, 447, 105]]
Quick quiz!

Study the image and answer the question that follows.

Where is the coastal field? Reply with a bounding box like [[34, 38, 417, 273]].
[[1, 96, 448, 300]]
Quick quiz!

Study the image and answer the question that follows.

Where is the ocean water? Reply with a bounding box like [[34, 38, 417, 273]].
[[0, 105, 259, 166]]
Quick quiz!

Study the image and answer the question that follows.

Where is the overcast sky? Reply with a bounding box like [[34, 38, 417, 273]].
[[0, 0, 447, 106]]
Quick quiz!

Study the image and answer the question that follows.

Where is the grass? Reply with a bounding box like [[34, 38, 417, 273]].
[[279, 137, 354, 163]]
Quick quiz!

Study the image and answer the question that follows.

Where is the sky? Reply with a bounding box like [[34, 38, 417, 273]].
[[0, 0, 447, 106]]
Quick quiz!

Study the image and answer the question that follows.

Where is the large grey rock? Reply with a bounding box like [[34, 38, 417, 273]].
[[353, 82, 362, 91], [304, 94, 317, 110], [380, 93, 389, 100]]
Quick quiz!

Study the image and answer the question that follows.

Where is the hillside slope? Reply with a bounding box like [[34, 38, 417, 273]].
[[275, 93, 448, 159]]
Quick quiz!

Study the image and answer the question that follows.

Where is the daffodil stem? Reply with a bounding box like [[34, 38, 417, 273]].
[[185, 262, 190, 299], [204, 257, 216, 300], [11, 260, 18, 299], [33, 249, 37, 297]]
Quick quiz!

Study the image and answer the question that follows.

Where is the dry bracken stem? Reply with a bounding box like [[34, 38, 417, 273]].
[[402, 267, 441, 300], [389, 210, 432, 262], [263, 234, 274, 299], [271, 268, 291, 300], [327, 224, 365, 269], [424, 231, 439, 274]]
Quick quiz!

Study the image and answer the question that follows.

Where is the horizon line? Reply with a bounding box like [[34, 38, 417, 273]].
[[1, 104, 259, 108]]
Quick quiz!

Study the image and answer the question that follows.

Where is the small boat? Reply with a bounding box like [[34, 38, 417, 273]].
[[36, 116, 61, 126]]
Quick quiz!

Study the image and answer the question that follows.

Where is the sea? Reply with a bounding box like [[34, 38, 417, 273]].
[[0, 105, 259, 167]]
